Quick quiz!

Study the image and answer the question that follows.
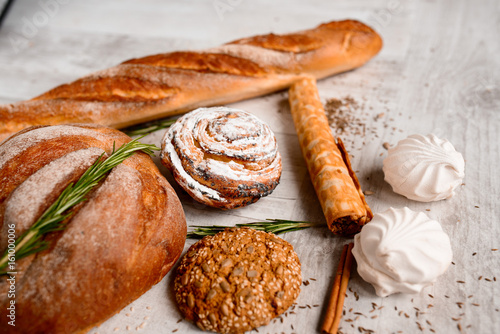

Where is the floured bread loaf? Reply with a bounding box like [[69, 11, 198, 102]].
[[0, 124, 186, 334]]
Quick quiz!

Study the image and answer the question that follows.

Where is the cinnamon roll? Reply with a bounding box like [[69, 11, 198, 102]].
[[160, 107, 282, 209]]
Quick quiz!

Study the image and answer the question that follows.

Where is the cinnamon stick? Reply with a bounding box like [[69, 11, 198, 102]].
[[288, 76, 372, 236], [321, 243, 354, 334]]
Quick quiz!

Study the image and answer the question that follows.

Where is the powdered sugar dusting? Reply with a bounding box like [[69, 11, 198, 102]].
[[207, 44, 297, 70], [0, 125, 109, 170], [2, 148, 104, 244], [161, 107, 281, 204]]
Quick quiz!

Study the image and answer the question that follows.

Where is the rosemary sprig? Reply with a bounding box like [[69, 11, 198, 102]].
[[123, 117, 179, 136], [187, 219, 325, 239], [0, 138, 159, 274]]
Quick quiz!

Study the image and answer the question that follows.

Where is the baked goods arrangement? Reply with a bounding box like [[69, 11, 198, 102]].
[[0, 14, 471, 334], [0, 19, 382, 142], [161, 107, 281, 209]]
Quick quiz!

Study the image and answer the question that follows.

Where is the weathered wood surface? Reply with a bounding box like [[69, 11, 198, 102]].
[[0, 0, 498, 333]]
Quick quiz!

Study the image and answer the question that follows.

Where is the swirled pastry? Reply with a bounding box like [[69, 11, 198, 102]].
[[160, 107, 282, 209]]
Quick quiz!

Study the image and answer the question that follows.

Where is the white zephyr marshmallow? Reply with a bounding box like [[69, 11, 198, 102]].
[[383, 134, 465, 202], [352, 207, 453, 297]]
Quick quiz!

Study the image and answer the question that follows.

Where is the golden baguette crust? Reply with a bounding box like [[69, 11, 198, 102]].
[[0, 124, 187, 334], [0, 20, 382, 142], [288, 77, 372, 236]]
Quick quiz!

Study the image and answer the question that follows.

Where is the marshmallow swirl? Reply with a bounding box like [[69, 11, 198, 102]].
[[161, 107, 282, 209], [383, 134, 465, 202], [353, 207, 453, 297]]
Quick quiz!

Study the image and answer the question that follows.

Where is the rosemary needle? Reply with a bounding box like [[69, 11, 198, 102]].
[[0, 138, 159, 274], [187, 219, 325, 239]]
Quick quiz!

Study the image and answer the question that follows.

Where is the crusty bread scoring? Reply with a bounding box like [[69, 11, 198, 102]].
[[0, 20, 382, 142], [0, 124, 187, 334]]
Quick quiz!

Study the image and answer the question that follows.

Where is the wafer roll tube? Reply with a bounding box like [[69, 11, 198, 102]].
[[288, 77, 372, 235]]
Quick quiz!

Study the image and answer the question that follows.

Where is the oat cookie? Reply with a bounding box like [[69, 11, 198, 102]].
[[174, 227, 301, 334]]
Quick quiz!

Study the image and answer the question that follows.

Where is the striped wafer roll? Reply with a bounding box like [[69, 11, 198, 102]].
[[288, 76, 372, 236]]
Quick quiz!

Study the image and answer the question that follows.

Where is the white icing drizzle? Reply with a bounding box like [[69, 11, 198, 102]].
[[1, 148, 104, 247], [161, 107, 281, 202]]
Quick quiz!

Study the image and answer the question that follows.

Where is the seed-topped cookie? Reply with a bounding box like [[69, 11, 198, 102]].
[[174, 227, 301, 334]]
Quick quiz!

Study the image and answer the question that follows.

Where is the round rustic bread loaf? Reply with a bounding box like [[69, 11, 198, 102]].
[[0, 124, 187, 334]]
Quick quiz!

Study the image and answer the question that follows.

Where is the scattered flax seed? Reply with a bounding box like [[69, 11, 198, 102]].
[[445, 295, 450, 298], [452, 317, 461, 321], [291, 324, 294, 330], [457, 280, 465, 284], [457, 302, 464, 308], [425, 209, 431, 211], [426, 320, 432, 326], [176, 319, 182, 323], [478, 276, 483, 280], [472, 303, 480, 306], [371, 315, 378, 319], [452, 262, 456, 265], [313, 304, 320, 308], [468, 295, 474, 298], [494, 277, 497, 281], [474, 205, 479, 208], [472, 252, 477, 256], [303, 280, 310, 286], [126, 326, 131, 331], [427, 304, 434, 308], [428, 294, 434, 298], [485, 278, 492, 282], [466, 325, 472, 329], [146, 306, 152, 310], [414, 307, 420, 311], [172, 330, 178, 333], [310, 278, 317, 281], [458, 323, 463, 331], [405, 313, 410, 318], [416, 321, 424, 331], [430, 329, 436, 333], [492, 249, 498, 251]]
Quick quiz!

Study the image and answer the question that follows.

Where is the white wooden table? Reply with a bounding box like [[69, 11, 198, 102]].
[[1, 1, 499, 333]]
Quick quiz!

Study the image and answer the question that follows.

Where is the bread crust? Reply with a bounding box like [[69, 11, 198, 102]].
[[0, 124, 187, 334], [0, 20, 382, 142]]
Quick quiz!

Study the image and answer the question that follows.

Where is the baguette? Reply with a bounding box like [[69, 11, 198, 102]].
[[0, 20, 382, 142], [0, 124, 187, 334]]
